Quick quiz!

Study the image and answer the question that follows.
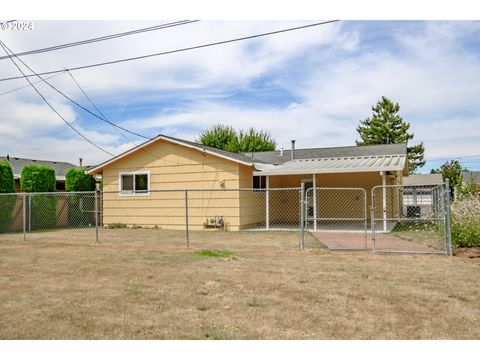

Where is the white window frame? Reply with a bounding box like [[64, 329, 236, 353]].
[[119, 171, 150, 196]]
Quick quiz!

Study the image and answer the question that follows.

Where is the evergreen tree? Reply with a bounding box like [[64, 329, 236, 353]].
[[356, 96, 425, 173]]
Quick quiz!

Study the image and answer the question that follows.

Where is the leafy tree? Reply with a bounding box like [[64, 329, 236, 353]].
[[197, 124, 239, 153], [65, 168, 96, 192], [238, 128, 276, 152], [0, 161, 16, 233], [197, 124, 276, 153], [431, 160, 469, 199], [356, 96, 425, 173]]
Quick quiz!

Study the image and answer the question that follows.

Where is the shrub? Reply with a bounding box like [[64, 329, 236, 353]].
[[451, 194, 480, 248], [65, 168, 95, 191], [20, 165, 56, 192], [20, 165, 57, 230], [0, 161, 16, 233], [65, 168, 96, 227]]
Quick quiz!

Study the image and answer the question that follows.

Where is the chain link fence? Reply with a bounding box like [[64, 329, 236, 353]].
[[305, 187, 368, 250], [0, 184, 454, 256], [0, 191, 99, 240], [371, 183, 453, 255]]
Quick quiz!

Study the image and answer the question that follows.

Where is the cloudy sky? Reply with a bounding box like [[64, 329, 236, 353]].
[[0, 20, 479, 172]]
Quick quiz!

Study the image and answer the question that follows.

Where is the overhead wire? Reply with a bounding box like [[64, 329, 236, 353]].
[[0, 40, 115, 156], [0, 20, 199, 61], [0, 40, 150, 140], [0, 20, 340, 83]]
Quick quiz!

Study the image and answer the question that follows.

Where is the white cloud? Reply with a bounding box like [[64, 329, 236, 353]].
[[0, 20, 479, 170]]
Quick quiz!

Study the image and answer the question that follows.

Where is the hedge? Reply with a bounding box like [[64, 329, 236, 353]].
[[65, 168, 95, 191], [20, 165, 57, 229], [0, 161, 16, 232], [20, 165, 56, 193], [65, 168, 96, 226]]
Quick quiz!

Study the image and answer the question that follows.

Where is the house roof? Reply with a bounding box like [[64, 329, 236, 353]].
[[243, 143, 408, 165], [403, 174, 443, 186], [87, 134, 260, 174], [462, 171, 480, 184], [253, 154, 407, 176], [0, 156, 78, 181]]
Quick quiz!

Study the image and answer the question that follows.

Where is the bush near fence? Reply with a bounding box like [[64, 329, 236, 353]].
[[451, 194, 480, 248], [20, 165, 57, 230], [0, 161, 16, 233], [65, 168, 96, 227]]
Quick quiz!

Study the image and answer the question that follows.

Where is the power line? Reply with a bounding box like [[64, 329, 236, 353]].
[[0, 40, 115, 157], [0, 71, 66, 96], [66, 69, 145, 146], [0, 40, 150, 140], [0, 20, 340, 83], [0, 20, 199, 61]]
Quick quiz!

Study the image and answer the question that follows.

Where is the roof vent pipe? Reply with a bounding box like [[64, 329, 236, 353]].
[[291, 140, 296, 160], [280, 146, 284, 156]]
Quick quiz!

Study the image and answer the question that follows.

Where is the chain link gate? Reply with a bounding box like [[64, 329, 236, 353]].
[[304, 187, 368, 250], [371, 183, 453, 255]]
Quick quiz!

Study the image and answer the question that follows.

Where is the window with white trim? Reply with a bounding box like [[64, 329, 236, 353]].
[[120, 172, 149, 194]]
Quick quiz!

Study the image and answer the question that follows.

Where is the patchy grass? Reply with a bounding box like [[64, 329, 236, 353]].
[[193, 249, 235, 258], [0, 228, 479, 339]]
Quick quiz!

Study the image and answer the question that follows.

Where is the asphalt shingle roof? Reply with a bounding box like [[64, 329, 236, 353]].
[[0, 156, 78, 178]]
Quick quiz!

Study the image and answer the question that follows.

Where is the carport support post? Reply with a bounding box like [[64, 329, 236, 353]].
[[300, 182, 305, 250], [312, 174, 317, 231], [265, 176, 270, 230], [381, 171, 387, 233]]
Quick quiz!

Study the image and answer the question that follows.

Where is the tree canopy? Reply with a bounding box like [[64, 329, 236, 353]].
[[197, 125, 276, 153], [356, 96, 425, 173], [430, 160, 472, 198]]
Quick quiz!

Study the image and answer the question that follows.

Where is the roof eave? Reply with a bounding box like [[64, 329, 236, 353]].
[[253, 166, 405, 176], [87, 135, 254, 174]]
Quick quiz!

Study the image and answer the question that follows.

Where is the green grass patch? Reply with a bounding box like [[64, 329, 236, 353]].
[[193, 249, 234, 258]]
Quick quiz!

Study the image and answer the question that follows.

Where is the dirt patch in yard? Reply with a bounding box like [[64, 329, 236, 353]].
[[0, 228, 479, 339]]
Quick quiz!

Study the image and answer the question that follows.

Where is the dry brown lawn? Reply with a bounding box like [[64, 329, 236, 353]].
[[0, 228, 479, 339]]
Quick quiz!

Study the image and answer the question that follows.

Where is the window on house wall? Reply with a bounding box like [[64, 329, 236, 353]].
[[253, 176, 267, 190], [120, 172, 149, 194]]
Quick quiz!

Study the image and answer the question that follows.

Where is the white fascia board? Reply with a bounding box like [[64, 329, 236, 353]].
[[87, 135, 253, 174], [253, 165, 405, 176]]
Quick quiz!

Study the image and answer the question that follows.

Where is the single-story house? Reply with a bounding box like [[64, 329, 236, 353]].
[[88, 134, 409, 231], [0, 155, 78, 191]]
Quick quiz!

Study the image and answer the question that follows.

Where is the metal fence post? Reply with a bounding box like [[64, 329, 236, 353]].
[[28, 194, 31, 232], [95, 186, 100, 244], [22, 193, 26, 241], [445, 180, 453, 256], [300, 182, 305, 250], [370, 190, 376, 253], [185, 190, 189, 247]]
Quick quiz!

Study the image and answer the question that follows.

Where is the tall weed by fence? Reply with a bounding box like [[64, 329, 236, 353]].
[[451, 194, 480, 248]]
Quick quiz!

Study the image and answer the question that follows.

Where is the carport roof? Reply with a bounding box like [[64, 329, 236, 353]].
[[253, 154, 407, 176]]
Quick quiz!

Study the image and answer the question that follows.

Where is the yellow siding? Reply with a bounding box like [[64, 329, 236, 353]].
[[102, 140, 243, 230]]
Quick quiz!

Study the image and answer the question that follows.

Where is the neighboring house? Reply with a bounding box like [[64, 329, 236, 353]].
[[88, 134, 409, 231], [0, 155, 78, 192], [461, 171, 480, 192]]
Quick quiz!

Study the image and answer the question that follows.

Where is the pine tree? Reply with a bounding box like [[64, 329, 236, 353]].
[[356, 96, 425, 173]]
